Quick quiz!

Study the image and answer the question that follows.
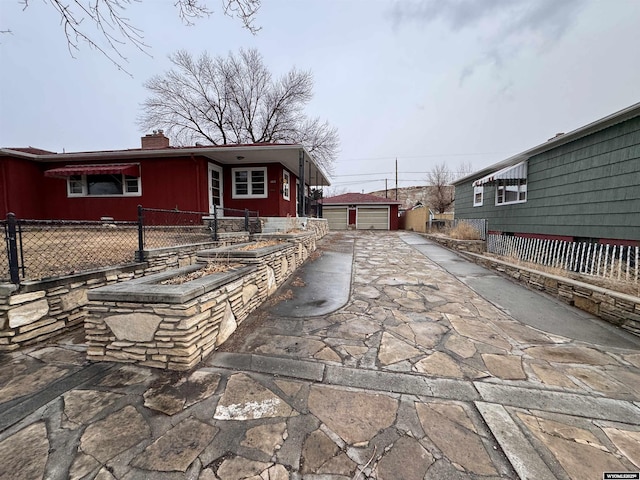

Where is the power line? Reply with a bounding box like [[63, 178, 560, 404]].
[[332, 171, 472, 177], [337, 152, 512, 162]]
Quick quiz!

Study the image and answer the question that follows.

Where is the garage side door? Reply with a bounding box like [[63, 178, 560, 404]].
[[357, 207, 389, 230], [323, 207, 348, 230]]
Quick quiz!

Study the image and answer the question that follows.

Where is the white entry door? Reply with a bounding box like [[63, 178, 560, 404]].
[[208, 163, 223, 216]]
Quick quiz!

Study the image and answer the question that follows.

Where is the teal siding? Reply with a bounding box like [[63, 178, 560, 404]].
[[455, 116, 640, 241]]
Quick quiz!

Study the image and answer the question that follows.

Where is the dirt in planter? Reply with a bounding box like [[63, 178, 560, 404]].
[[161, 263, 243, 285], [235, 240, 284, 251]]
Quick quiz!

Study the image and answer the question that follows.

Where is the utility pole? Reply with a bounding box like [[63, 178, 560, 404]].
[[395, 158, 398, 201], [385, 179, 388, 198]]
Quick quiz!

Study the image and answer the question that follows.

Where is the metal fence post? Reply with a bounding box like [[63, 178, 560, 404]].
[[244, 209, 249, 232], [6, 213, 20, 284], [213, 207, 219, 241], [137, 205, 145, 262]]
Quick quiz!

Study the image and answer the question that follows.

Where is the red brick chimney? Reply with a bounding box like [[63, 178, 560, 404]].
[[141, 130, 170, 149]]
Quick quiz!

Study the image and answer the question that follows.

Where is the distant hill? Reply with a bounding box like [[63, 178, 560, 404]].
[[368, 185, 455, 213]]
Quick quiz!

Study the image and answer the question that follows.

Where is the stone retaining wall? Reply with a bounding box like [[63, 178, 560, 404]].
[[466, 253, 640, 336], [421, 234, 486, 254], [0, 221, 326, 352], [140, 233, 250, 273], [85, 236, 318, 370], [252, 232, 317, 269], [0, 264, 144, 351], [307, 218, 329, 239], [0, 236, 250, 351], [422, 233, 639, 335], [85, 265, 267, 370]]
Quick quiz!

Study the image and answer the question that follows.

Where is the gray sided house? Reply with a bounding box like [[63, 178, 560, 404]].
[[454, 102, 640, 245]]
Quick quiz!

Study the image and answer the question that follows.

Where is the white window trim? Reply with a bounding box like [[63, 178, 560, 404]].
[[495, 179, 527, 206], [232, 167, 268, 199], [67, 174, 141, 198], [473, 186, 483, 207], [282, 170, 290, 201]]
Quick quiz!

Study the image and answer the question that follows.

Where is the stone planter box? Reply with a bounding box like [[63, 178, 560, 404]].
[[85, 240, 314, 371], [197, 241, 301, 286], [252, 232, 317, 268], [86, 263, 270, 370]]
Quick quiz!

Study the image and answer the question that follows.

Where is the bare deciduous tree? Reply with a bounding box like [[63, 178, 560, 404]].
[[12, 0, 260, 75], [426, 162, 455, 214], [456, 160, 473, 181], [139, 48, 339, 173]]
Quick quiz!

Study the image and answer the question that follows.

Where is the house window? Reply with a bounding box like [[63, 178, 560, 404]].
[[496, 179, 527, 205], [232, 167, 267, 198], [67, 174, 141, 197], [68, 175, 85, 195], [282, 170, 290, 201], [473, 186, 483, 207]]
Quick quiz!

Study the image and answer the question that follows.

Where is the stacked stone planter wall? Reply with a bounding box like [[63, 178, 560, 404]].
[[421, 234, 486, 254], [0, 236, 254, 352], [307, 218, 329, 239], [141, 234, 250, 273], [85, 264, 265, 370], [422, 233, 639, 335], [0, 264, 144, 351], [86, 237, 317, 370], [252, 232, 317, 269], [0, 219, 327, 352], [466, 253, 640, 336]]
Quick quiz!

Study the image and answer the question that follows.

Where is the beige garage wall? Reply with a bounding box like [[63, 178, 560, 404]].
[[403, 207, 429, 232]]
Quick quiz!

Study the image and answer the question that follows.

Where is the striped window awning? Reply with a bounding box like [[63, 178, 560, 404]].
[[45, 164, 140, 178], [472, 161, 527, 187]]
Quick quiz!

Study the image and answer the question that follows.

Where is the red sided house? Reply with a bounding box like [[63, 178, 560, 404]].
[[321, 193, 401, 230], [0, 132, 330, 221]]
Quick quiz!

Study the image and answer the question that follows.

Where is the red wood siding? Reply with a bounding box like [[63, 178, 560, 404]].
[[1, 154, 301, 221], [348, 208, 356, 225], [222, 164, 297, 217], [39, 156, 209, 221], [1, 157, 46, 218], [390, 205, 399, 230]]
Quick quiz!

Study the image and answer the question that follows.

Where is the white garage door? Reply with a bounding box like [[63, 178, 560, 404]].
[[357, 207, 389, 230], [323, 207, 348, 230]]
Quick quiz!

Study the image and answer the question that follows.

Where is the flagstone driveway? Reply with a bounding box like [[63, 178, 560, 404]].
[[0, 231, 638, 479]]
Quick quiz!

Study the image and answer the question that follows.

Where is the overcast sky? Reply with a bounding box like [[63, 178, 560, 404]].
[[1, 0, 639, 194]]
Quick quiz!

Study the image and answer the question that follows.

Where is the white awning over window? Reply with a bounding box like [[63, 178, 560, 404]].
[[472, 161, 527, 186]]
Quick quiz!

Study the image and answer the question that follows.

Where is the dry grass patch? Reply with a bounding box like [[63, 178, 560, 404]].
[[160, 263, 242, 285], [488, 253, 640, 297], [235, 240, 283, 251], [446, 222, 482, 240]]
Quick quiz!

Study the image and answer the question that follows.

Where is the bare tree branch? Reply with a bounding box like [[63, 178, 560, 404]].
[[139, 48, 339, 173], [426, 162, 455, 214], [15, 0, 261, 74]]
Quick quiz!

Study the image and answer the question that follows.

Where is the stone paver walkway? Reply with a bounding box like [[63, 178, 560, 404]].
[[0, 231, 639, 479]]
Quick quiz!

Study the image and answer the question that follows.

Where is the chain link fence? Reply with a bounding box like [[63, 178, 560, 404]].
[[2, 208, 261, 284], [2, 216, 139, 282], [1, 220, 9, 282], [138, 207, 260, 250], [453, 218, 488, 240]]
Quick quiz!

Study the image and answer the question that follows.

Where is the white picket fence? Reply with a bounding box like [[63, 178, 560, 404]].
[[487, 234, 639, 284]]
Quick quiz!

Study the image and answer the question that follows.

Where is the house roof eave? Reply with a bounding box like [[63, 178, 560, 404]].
[[1, 144, 331, 187], [454, 101, 640, 186]]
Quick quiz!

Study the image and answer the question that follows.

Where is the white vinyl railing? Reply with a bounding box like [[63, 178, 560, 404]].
[[487, 234, 639, 284]]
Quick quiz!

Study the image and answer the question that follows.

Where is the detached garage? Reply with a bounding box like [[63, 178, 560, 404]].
[[320, 193, 401, 231]]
